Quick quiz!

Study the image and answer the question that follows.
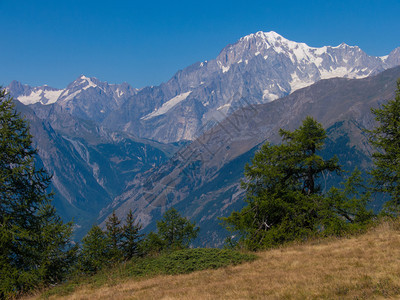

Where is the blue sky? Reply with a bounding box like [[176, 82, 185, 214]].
[[1, 0, 399, 89]]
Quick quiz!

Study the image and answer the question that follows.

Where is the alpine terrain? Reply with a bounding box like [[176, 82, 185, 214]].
[[6, 31, 400, 243]]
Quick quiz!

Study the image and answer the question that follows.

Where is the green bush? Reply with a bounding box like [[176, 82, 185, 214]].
[[42, 248, 256, 298], [126, 248, 256, 277]]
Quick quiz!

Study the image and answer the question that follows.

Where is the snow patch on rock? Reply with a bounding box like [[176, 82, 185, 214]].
[[141, 91, 192, 120]]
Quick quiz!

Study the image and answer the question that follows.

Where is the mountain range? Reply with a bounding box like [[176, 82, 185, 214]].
[[99, 66, 400, 246], [13, 100, 180, 239], [6, 31, 400, 243], [9, 31, 400, 144]]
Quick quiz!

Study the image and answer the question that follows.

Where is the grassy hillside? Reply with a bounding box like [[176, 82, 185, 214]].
[[26, 219, 400, 299]]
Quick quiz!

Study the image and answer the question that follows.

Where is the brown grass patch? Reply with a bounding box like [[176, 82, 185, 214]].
[[27, 220, 400, 299]]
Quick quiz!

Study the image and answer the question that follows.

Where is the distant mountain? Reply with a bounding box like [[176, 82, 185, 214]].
[[8, 75, 137, 122], [6, 31, 400, 242], [14, 101, 179, 239], [8, 32, 400, 144], [100, 66, 400, 247], [103, 31, 400, 143]]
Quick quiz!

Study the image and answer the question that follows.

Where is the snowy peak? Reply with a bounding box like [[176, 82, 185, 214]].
[[107, 31, 400, 143], [75, 75, 98, 90], [334, 42, 350, 49], [63, 75, 99, 95], [241, 31, 287, 44], [386, 47, 400, 66], [213, 31, 397, 94], [62, 75, 137, 104], [6, 81, 63, 105], [7, 75, 136, 107], [218, 31, 366, 69], [239, 31, 300, 51], [7, 76, 138, 123]]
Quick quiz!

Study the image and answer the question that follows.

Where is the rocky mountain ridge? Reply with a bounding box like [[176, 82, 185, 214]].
[[7, 75, 137, 122], [5, 31, 400, 243], [8, 32, 400, 143], [101, 66, 400, 246], [102, 31, 400, 142], [13, 101, 178, 239]]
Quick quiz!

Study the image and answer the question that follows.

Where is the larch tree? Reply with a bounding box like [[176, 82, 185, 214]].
[[105, 211, 123, 259], [0, 88, 75, 298], [121, 209, 143, 260], [78, 225, 111, 274], [155, 207, 199, 251], [222, 117, 372, 250], [368, 79, 400, 215]]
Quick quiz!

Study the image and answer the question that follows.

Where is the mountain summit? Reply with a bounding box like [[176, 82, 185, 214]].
[[8, 32, 400, 143], [216, 31, 392, 89], [8, 75, 137, 122], [5, 32, 400, 243], [103, 31, 400, 142]]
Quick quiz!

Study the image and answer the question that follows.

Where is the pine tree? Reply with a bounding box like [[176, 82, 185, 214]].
[[121, 209, 143, 260], [105, 211, 122, 259], [279, 117, 340, 194], [78, 225, 111, 274], [222, 117, 342, 249], [156, 207, 199, 250], [368, 79, 400, 214], [0, 88, 75, 297], [322, 168, 374, 234], [141, 231, 165, 255]]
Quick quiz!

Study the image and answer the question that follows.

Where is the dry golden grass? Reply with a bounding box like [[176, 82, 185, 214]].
[[29, 220, 400, 300]]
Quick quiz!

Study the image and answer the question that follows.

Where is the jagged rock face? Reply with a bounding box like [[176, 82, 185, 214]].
[[7, 75, 137, 122], [5, 31, 400, 243], [7, 32, 400, 144], [386, 47, 400, 66], [103, 31, 400, 143], [13, 101, 178, 239], [102, 67, 400, 247]]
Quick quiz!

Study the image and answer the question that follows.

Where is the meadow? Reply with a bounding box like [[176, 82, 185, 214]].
[[26, 218, 400, 299]]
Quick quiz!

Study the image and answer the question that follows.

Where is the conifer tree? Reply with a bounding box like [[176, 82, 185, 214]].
[[141, 231, 165, 255], [223, 117, 374, 250], [141, 208, 199, 254], [78, 225, 111, 274], [156, 207, 199, 250], [322, 168, 374, 234], [121, 209, 143, 260], [278, 116, 340, 195], [35, 204, 77, 284], [368, 79, 400, 214], [105, 211, 122, 259], [222, 117, 342, 249], [0, 88, 75, 297]]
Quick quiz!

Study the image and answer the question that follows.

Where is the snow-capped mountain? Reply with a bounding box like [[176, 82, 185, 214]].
[[103, 31, 400, 143], [102, 66, 400, 246], [6, 31, 400, 243], [8, 75, 137, 122], [13, 98, 178, 239], [8, 31, 400, 143], [217, 31, 391, 89], [7, 81, 63, 105]]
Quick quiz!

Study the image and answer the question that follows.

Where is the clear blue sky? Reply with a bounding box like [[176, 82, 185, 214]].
[[1, 0, 399, 89]]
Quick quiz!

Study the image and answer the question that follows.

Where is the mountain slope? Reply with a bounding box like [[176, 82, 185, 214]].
[[6, 31, 400, 242], [103, 31, 400, 142], [31, 220, 400, 299], [101, 66, 400, 246], [8, 75, 137, 123], [14, 101, 178, 239], [8, 32, 400, 145]]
